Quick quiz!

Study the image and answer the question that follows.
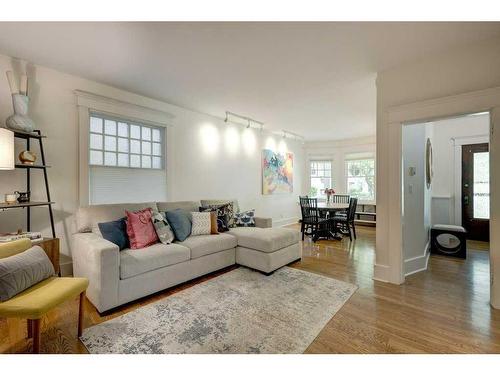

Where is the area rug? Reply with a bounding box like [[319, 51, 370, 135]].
[[80, 267, 357, 354]]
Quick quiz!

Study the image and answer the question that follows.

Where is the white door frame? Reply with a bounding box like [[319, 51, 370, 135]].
[[376, 86, 500, 309]]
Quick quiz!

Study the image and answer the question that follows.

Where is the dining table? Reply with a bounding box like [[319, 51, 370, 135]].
[[315, 202, 349, 240]]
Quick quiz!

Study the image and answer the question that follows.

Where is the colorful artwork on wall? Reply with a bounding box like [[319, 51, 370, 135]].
[[262, 149, 294, 195]]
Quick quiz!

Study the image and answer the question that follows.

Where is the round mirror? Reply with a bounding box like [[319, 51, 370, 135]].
[[436, 233, 461, 252]]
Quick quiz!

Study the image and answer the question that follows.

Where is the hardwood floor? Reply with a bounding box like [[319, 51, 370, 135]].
[[1, 225, 499, 353]]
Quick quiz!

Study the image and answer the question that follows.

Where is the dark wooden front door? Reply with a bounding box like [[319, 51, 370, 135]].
[[462, 143, 490, 241]]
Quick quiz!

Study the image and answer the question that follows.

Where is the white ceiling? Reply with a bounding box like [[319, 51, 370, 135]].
[[0, 22, 499, 141]]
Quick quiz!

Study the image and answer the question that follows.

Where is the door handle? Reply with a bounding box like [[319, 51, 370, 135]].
[[464, 195, 469, 205]]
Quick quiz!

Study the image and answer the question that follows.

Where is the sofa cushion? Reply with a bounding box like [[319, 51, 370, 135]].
[[156, 201, 200, 213], [228, 227, 300, 253], [177, 233, 237, 259], [120, 243, 190, 279], [76, 202, 158, 233]]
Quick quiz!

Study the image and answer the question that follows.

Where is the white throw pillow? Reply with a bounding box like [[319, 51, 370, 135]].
[[191, 212, 211, 236]]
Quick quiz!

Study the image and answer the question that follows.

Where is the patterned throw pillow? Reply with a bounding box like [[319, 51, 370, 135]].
[[205, 202, 235, 228], [125, 208, 159, 249], [199, 206, 229, 232], [234, 209, 256, 227], [191, 212, 212, 236], [152, 211, 175, 244]]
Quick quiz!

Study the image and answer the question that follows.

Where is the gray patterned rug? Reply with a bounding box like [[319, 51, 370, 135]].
[[81, 267, 357, 354]]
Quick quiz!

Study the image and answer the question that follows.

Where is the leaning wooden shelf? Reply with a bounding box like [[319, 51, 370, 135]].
[[0, 130, 56, 238], [0, 201, 55, 210]]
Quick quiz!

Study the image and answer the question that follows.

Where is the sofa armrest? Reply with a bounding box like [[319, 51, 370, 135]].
[[72, 233, 120, 313], [255, 216, 272, 228]]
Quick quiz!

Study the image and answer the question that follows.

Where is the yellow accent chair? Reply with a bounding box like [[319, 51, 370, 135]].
[[0, 239, 89, 353]]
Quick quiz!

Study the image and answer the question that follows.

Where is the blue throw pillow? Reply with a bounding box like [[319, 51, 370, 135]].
[[98, 217, 130, 250], [165, 209, 192, 242]]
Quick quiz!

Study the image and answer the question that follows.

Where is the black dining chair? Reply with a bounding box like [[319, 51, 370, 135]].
[[299, 196, 331, 242], [334, 197, 358, 241]]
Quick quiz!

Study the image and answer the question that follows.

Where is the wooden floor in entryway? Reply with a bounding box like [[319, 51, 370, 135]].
[[1, 225, 499, 353]]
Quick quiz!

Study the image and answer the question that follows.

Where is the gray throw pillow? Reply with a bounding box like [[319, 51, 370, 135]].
[[0, 246, 55, 302], [165, 209, 192, 242], [152, 211, 175, 244]]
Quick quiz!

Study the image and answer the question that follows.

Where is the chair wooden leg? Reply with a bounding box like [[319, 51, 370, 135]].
[[27, 319, 33, 338], [78, 291, 85, 337], [32, 319, 41, 354]]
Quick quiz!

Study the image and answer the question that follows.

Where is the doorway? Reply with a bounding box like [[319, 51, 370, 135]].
[[462, 143, 490, 241]]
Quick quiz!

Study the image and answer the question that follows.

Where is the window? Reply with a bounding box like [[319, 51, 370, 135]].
[[89, 114, 164, 169], [346, 158, 375, 201], [310, 160, 332, 198]]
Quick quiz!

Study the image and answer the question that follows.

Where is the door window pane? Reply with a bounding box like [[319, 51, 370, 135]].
[[142, 127, 151, 141], [130, 139, 141, 154], [152, 142, 161, 156], [152, 128, 161, 142], [142, 141, 151, 155], [118, 137, 129, 153], [130, 124, 141, 139], [142, 155, 151, 168], [130, 154, 141, 168], [473, 151, 489, 219]]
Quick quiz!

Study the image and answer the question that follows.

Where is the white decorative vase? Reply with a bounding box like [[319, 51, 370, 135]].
[[6, 94, 35, 133]]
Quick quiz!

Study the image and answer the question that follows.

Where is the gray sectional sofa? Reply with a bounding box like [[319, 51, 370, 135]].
[[72, 200, 301, 313]]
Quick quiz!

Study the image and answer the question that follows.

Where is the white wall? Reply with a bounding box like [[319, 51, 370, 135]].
[[0, 53, 305, 257], [402, 123, 432, 275], [429, 114, 489, 225], [375, 36, 500, 297], [303, 136, 376, 201]]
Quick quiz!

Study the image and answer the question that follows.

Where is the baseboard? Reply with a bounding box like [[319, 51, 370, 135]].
[[404, 241, 430, 276], [373, 263, 391, 283], [273, 217, 299, 227]]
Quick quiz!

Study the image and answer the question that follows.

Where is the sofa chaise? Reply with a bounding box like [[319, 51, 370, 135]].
[[72, 200, 301, 313]]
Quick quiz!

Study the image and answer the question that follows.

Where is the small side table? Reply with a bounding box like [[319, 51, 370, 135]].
[[34, 238, 60, 275]]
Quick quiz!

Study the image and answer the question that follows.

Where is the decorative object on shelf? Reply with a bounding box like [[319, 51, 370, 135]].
[[4, 193, 17, 205], [0, 128, 14, 170], [426, 137, 433, 189], [262, 149, 294, 195], [5, 71, 35, 133], [15, 191, 30, 203], [18, 150, 37, 165], [324, 188, 336, 204]]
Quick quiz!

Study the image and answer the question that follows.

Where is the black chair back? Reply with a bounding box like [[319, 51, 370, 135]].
[[299, 196, 320, 222], [348, 198, 358, 221], [331, 194, 350, 204]]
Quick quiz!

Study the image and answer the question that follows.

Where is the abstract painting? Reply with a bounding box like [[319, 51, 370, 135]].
[[262, 149, 293, 194]]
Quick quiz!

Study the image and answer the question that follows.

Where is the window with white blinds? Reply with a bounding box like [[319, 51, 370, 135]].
[[88, 113, 167, 204]]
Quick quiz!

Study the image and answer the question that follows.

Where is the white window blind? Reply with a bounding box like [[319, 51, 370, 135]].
[[88, 113, 167, 204]]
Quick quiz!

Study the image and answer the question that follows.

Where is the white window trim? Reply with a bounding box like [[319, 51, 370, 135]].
[[75, 90, 174, 206]]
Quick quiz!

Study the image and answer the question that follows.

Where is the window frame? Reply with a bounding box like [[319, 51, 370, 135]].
[[309, 159, 333, 199], [88, 112, 165, 170], [345, 156, 376, 202]]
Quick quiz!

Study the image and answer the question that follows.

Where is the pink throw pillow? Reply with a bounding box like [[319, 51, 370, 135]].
[[125, 208, 159, 249]]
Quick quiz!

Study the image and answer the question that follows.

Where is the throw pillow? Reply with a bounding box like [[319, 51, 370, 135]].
[[199, 206, 229, 232], [152, 211, 175, 244], [125, 208, 159, 249], [191, 212, 212, 236], [202, 202, 235, 227], [165, 209, 192, 241], [0, 246, 55, 302], [98, 217, 130, 250], [210, 211, 219, 234], [234, 209, 256, 227]]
